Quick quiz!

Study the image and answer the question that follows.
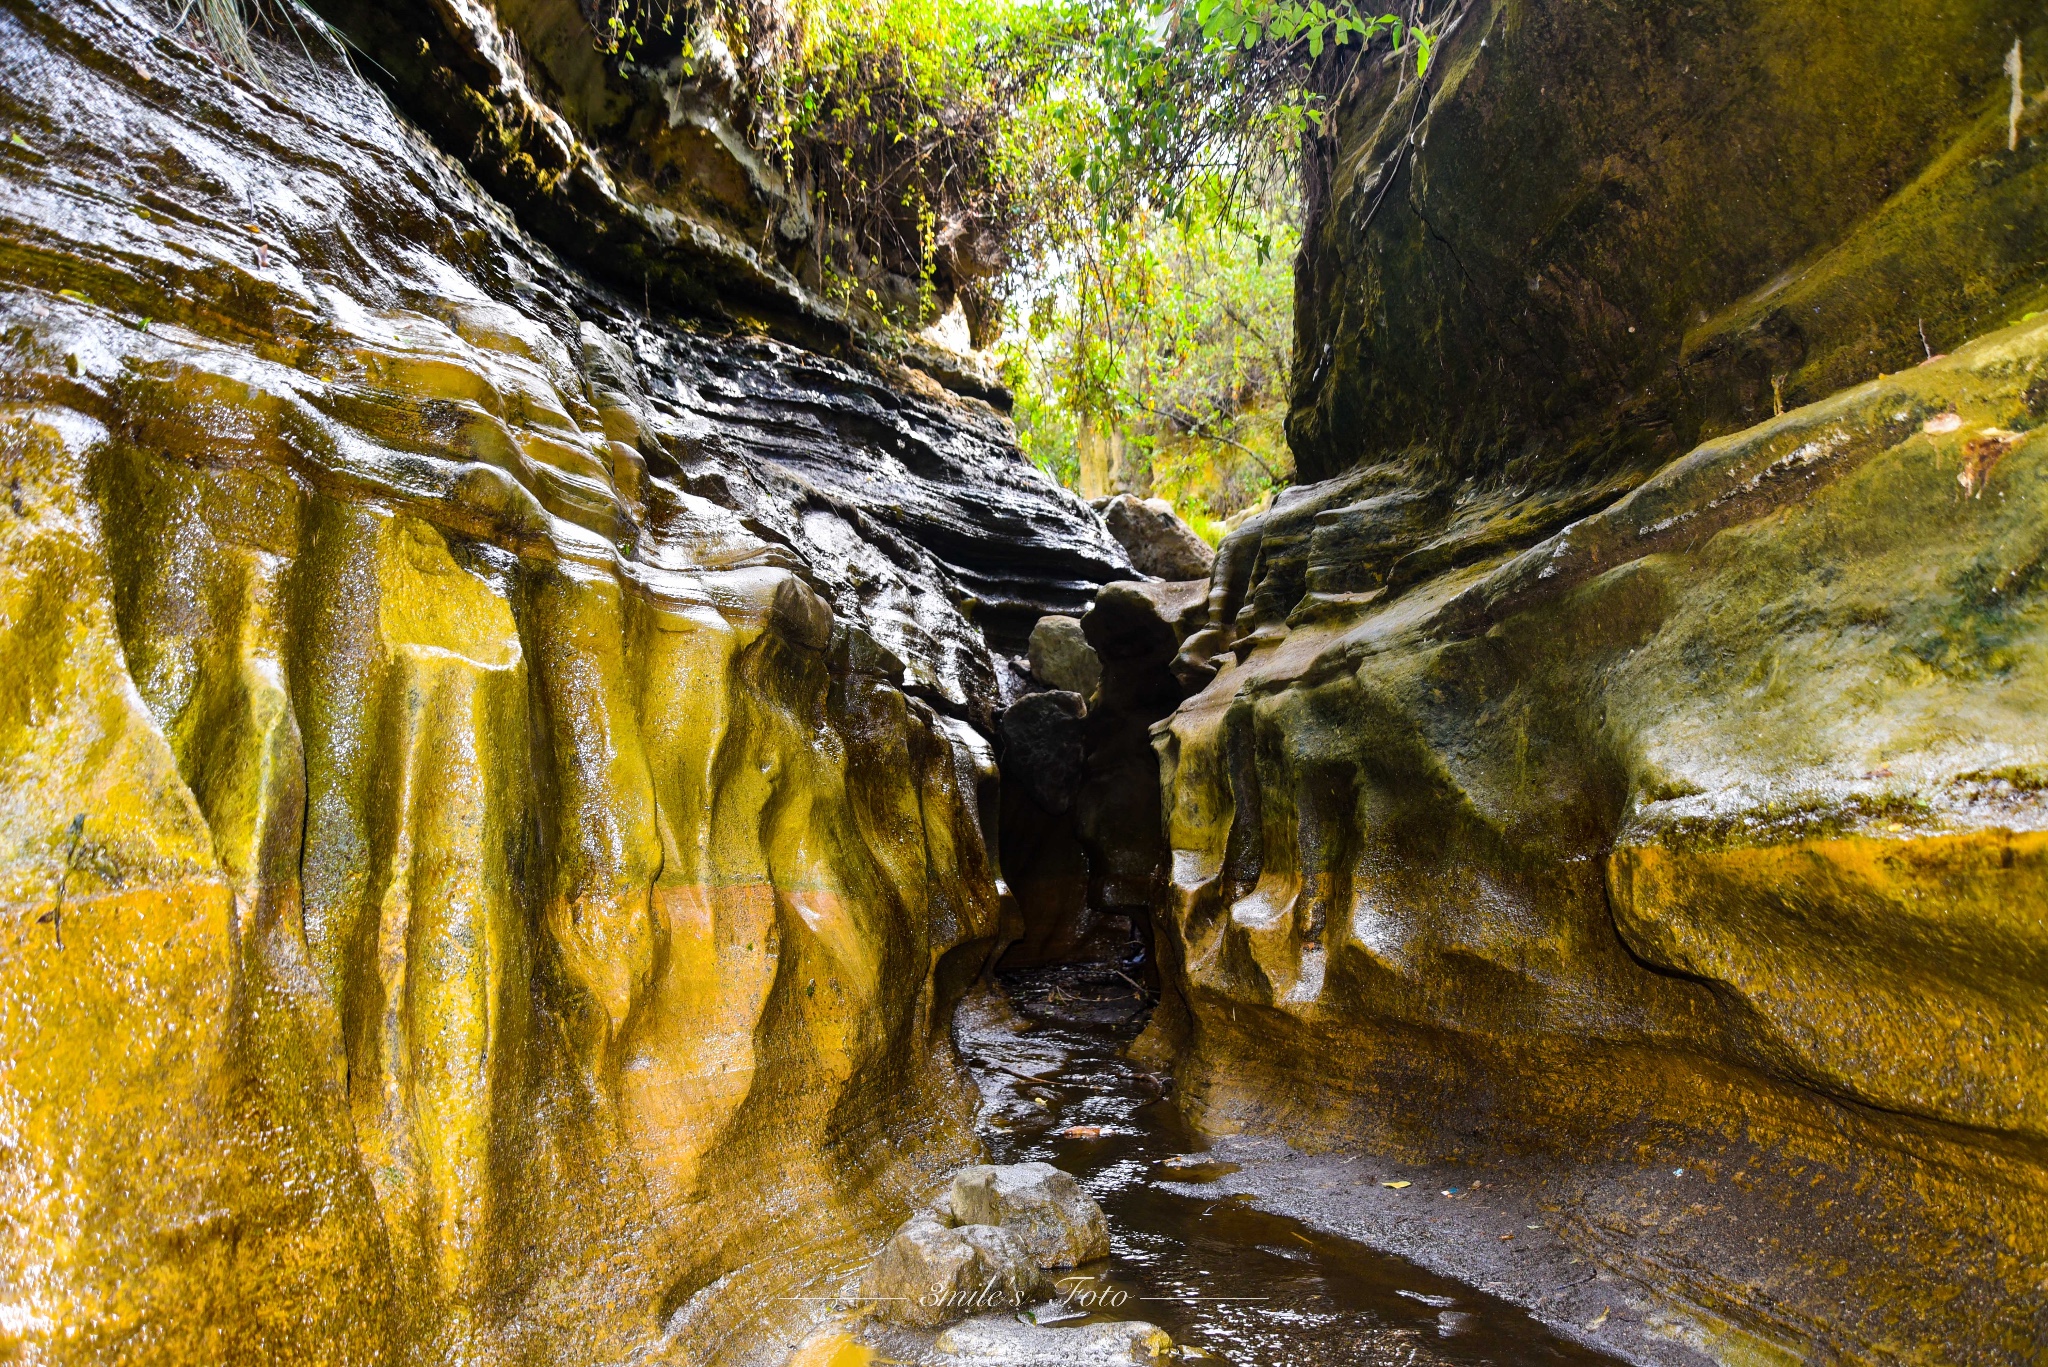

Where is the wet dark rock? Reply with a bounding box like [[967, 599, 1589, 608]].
[[998, 693, 1088, 815], [1083, 580, 1208, 716], [0, 3, 1122, 1364], [1290, 0, 2048, 486], [999, 578, 1213, 971], [1154, 2, 2048, 1353]]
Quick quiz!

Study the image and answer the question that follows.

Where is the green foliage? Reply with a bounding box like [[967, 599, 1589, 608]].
[[1000, 205, 1297, 528], [575, 0, 1439, 516], [1194, 0, 1435, 75], [577, 0, 1435, 329], [586, 0, 676, 57]]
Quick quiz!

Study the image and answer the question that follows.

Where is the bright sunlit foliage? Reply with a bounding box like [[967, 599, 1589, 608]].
[[585, 0, 1442, 520]]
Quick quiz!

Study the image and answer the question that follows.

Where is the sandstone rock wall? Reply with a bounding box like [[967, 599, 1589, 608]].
[[0, 2, 1122, 1362], [1292, 0, 2048, 487], [1154, 3, 2048, 1360], [1167, 332, 2048, 1367]]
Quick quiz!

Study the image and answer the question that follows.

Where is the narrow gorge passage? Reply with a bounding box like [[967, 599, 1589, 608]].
[[951, 967, 1622, 1367], [5, 0, 2048, 1365]]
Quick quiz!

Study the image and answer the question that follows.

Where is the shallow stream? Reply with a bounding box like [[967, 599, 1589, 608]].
[[955, 966, 1620, 1367]]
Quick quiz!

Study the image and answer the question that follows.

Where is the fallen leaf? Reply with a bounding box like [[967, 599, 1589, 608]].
[[57, 288, 90, 304], [1498, 1233, 1513, 1241], [1060, 1125, 1103, 1139], [1960, 430, 2024, 496], [1381, 1180, 1411, 1190], [1923, 412, 1964, 435], [8, 133, 27, 149], [1586, 1307, 1611, 1330]]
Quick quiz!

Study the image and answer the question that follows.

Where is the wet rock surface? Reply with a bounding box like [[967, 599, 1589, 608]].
[[1158, 240, 2048, 1367], [933, 1317, 1173, 1365], [1136, 7, 2048, 1359], [860, 1158, 1110, 1328], [937, 973, 1632, 1365], [997, 692, 1088, 816], [0, 2, 1123, 1363], [998, 579, 1211, 970], [1291, 0, 2048, 486], [864, 1213, 1049, 1329], [1025, 614, 1102, 700], [950, 1162, 1112, 1268]]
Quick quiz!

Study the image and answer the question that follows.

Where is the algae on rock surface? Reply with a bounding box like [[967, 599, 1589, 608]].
[[8, 0, 2048, 1362], [0, 0, 1127, 1362], [1291, 0, 2048, 487], [1140, 0, 2048, 1357]]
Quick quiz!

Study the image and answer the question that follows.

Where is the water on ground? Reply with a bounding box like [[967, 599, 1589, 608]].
[[956, 965, 1621, 1367]]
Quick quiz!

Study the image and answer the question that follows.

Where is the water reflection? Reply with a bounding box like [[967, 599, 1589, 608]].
[[960, 969, 1619, 1366]]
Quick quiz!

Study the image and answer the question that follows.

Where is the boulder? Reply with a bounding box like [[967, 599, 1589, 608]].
[[998, 692, 1087, 814], [950, 1163, 1111, 1267], [862, 1212, 1048, 1329], [934, 1317, 1174, 1365], [1027, 615, 1102, 699], [1099, 496, 1216, 581], [1082, 580, 1209, 716]]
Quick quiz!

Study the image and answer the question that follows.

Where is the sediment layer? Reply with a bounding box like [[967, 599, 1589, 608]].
[[0, 2, 1121, 1362]]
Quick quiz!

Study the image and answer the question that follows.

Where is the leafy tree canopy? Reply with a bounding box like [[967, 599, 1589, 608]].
[[588, 0, 1440, 515]]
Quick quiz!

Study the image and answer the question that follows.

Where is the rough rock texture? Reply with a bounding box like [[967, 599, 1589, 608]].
[[1145, 4, 2048, 1363], [306, 0, 1017, 375], [0, 2, 1123, 1364], [933, 1317, 1174, 1365], [998, 693, 1089, 816], [1027, 614, 1102, 700], [1099, 495, 1216, 581], [861, 1212, 1047, 1329], [949, 1162, 1111, 1268], [1292, 0, 2048, 487], [1158, 231, 2048, 1367], [999, 583, 1208, 968]]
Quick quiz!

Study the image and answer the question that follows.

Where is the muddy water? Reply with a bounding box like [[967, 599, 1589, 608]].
[[960, 968, 1620, 1367]]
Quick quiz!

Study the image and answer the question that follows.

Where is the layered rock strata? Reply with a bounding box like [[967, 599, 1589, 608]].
[[1152, 4, 2048, 1360], [0, 1, 1121, 1363]]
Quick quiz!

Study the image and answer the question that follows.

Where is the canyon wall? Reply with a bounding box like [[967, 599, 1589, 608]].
[[0, 1, 1122, 1363], [1154, 1, 2048, 1362]]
